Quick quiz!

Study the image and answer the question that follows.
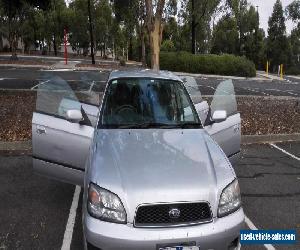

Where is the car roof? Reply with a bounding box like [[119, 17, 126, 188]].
[[108, 69, 182, 82]]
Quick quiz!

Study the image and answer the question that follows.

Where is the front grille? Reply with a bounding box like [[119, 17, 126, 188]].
[[134, 202, 212, 227]]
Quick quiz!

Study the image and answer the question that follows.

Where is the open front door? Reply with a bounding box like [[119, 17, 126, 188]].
[[204, 80, 241, 164], [32, 75, 100, 186]]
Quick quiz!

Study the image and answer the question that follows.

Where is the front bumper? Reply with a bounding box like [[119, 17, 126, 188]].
[[83, 207, 245, 250]]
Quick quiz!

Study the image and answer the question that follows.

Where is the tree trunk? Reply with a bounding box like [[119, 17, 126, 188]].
[[191, 22, 196, 54], [149, 20, 162, 71], [53, 34, 57, 56], [145, 0, 165, 70], [141, 29, 146, 67], [191, 0, 196, 54], [128, 36, 133, 61], [88, 0, 95, 64]]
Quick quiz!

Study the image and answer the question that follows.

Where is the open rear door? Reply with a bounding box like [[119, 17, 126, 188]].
[[204, 80, 241, 164], [32, 75, 99, 186]]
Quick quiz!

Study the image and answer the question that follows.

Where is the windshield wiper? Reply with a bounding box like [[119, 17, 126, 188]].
[[129, 122, 202, 129], [135, 122, 176, 128], [176, 122, 202, 128], [109, 122, 201, 129], [107, 123, 171, 129]]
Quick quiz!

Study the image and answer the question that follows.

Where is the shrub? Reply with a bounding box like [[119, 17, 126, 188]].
[[285, 65, 300, 76], [161, 40, 176, 52], [159, 52, 256, 77], [119, 57, 126, 66]]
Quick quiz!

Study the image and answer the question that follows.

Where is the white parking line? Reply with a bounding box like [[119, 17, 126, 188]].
[[265, 89, 299, 96], [245, 216, 276, 250], [31, 80, 50, 90], [89, 81, 95, 92], [270, 143, 300, 161], [243, 87, 270, 96], [42, 69, 75, 72], [61, 185, 81, 250], [0, 78, 17, 80], [198, 84, 215, 90]]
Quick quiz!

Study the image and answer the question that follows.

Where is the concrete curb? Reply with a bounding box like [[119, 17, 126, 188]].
[[0, 141, 32, 156], [242, 133, 300, 144], [0, 64, 52, 69], [174, 71, 270, 81], [1, 134, 300, 155]]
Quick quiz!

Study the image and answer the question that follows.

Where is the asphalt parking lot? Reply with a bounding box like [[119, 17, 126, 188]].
[[0, 141, 299, 250], [0, 68, 300, 97]]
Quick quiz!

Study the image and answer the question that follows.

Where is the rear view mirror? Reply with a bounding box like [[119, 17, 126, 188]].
[[66, 109, 83, 123], [212, 110, 227, 123]]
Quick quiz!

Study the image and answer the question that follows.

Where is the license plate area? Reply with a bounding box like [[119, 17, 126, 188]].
[[157, 242, 199, 250]]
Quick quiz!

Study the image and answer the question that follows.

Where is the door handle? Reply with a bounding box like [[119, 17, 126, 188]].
[[36, 125, 46, 134]]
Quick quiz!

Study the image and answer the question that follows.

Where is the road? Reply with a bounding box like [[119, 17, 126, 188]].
[[0, 54, 115, 65], [0, 142, 299, 250], [0, 67, 300, 97]]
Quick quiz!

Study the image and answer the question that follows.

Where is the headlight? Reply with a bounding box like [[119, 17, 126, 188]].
[[87, 183, 126, 223], [218, 179, 241, 217]]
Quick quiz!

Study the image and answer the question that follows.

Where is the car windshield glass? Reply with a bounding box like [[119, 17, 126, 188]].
[[99, 78, 201, 129]]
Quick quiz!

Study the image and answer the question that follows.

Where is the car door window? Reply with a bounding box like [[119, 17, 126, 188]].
[[181, 76, 203, 104], [210, 79, 237, 117], [36, 73, 100, 126], [36, 74, 81, 118]]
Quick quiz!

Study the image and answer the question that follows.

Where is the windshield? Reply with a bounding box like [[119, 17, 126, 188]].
[[98, 78, 201, 129]]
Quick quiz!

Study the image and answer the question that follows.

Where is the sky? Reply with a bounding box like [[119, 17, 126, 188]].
[[248, 0, 296, 34]]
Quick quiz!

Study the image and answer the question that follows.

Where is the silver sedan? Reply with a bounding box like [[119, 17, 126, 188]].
[[32, 70, 244, 250]]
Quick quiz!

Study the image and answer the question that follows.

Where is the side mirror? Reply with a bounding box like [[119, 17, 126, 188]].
[[66, 109, 83, 123], [212, 110, 227, 123]]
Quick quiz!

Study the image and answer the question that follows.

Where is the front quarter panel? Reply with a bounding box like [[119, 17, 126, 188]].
[[203, 132, 237, 217]]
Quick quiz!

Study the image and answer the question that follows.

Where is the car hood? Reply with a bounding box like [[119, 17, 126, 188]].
[[88, 129, 236, 221]]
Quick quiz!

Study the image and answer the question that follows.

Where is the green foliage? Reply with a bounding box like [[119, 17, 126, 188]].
[[184, 0, 222, 53], [119, 57, 126, 66], [286, 0, 300, 22], [211, 15, 239, 54], [160, 51, 256, 77], [285, 65, 300, 75], [68, 0, 89, 53], [113, 0, 139, 60], [161, 40, 176, 52], [267, 0, 291, 68]]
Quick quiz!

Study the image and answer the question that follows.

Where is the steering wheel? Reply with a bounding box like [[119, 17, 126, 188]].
[[115, 105, 137, 115]]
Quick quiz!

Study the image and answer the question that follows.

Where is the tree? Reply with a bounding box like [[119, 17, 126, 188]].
[[68, 0, 89, 55], [189, 0, 221, 54], [242, 5, 264, 66], [47, 0, 68, 56], [94, 0, 113, 58], [290, 28, 300, 64], [145, 0, 166, 70], [0, 0, 24, 59], [267, 0, 290, 70], [286, 0, 300, 22], [114, 0, 139, 60], [211, 15, 239, 54]]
